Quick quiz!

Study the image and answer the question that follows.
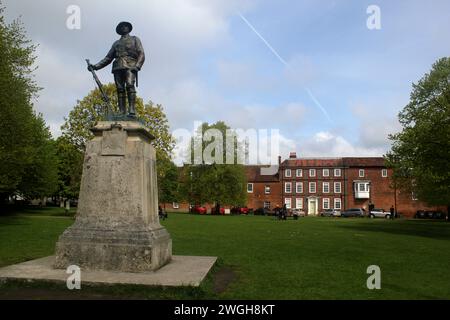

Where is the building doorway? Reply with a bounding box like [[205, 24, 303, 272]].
[[308, 198, 318, 216]]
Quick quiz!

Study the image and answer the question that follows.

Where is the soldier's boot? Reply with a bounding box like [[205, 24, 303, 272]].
[[117, 91, 127, 115], [128, 90, 136, 116]]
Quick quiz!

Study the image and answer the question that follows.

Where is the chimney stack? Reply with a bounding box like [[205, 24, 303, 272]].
[[289, 152, 297, 159]]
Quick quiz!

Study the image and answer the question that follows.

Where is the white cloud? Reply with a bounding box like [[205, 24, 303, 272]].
[[32, 44, 90, 127], [351, 103, 401, 150], [298, 131, 385, 158]]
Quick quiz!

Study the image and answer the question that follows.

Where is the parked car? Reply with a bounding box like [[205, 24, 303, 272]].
[[415, 210, 427, 219], [369, 208, 391, 219], [254, 207, 274, 216], [415, 210, 446, 220], [211, 206, 225, 215], [320, 209, 341, 217], [231, 207, 249, 215], [341, 208, 366, 218], [291, 209, 306, 218], [191, 205, 207, 214], [237, 207, 249, 215], [253, 207, 265, 215]]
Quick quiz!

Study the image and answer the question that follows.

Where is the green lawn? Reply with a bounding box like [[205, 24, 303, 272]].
[[0, 208, 449, 299]]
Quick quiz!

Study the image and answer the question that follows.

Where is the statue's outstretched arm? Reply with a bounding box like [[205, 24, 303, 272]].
[[93, 46, 115, 70]]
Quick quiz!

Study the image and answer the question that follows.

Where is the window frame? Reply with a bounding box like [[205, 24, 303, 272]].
[[334, 168, 341, 177], [309, 182, 316, 194], [296, 198, 303, 209], [323, 182, 330, 194], [247, 183, 254, 193], [285, 169, 292, 178], [296, 182, 303, 194], [359, 169, 365, 178], [334, 198, 342, 210], [323, 198, 330, 210], [285, 182, 292, 194], [334, 182, 342, 193], [285, 198, 292, 209]]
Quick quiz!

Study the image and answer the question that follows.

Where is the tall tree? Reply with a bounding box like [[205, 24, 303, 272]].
[[16, 115, 59, 199], [0, 5, 58, 200], [385, 57, 450, 215], [158, 158, 181, 209], [55, 136, 84, 201], [182, 121, 247, 208]]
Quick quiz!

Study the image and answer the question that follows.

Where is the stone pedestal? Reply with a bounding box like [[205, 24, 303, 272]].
[[54, 121, 172, 272]]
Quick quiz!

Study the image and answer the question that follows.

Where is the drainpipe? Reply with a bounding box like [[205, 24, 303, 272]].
[[394, 180, 397, 219], [280, 157, 284, 209], [343, 166, 347, 211]]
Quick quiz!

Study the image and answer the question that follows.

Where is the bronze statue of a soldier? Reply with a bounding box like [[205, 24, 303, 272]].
[[87, 21, 145, 117]]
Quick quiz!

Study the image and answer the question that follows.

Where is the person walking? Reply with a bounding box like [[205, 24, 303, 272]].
[[282, 204, 288, 220]]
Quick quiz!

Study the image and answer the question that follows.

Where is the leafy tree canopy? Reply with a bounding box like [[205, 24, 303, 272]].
[[386, 57, 450, 208], [0, 4, 57, 200]]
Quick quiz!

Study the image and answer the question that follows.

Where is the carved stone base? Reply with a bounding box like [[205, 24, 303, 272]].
[[54, 121, 172, 272], [54, 227, 172, 272]]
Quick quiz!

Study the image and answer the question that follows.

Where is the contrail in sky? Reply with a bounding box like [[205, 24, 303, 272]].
[[238, 12, 333, 123], [238, 12, 289, 67]]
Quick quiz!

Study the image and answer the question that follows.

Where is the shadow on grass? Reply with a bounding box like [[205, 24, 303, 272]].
[[0, 279, 209, 300], [0, 217, 28, 227], [338, 220, 450, 241], [0, 259, 234, 300], [0, 205, 76, 218]]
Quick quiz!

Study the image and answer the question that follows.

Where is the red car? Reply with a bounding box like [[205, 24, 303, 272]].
[[232, 207, 249, 215], [211, 207, 225, 215], [192, 205, 207, 214], [239, 207, 249, 215]]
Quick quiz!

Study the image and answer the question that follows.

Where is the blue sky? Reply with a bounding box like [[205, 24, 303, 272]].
[[4, 0, 450, 163]]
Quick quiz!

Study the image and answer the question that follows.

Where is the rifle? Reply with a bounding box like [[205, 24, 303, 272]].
[[86, 59, 111, 116]]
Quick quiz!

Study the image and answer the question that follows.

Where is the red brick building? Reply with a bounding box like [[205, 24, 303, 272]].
[[247, 152, 444, 218], [163, 153, 444, 218], [245, 165, 282, 210]]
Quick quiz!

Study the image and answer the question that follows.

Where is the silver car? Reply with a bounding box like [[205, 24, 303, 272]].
[[291, 209, 306, 217], [369, 208, 391, 219], [320, 209, 341, 217]]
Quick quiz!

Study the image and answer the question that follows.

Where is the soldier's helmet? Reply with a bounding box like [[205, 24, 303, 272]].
[[116, 21, 133, 35]]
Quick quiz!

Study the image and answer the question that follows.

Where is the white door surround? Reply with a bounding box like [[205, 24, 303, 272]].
[[307, 197, 319, 216]]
